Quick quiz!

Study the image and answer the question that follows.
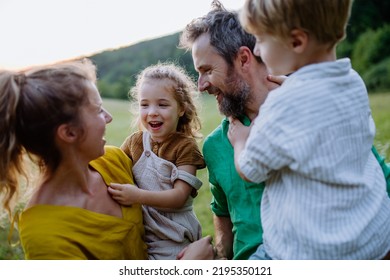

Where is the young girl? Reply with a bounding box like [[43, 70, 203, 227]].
[[108, 63, 206, 260]]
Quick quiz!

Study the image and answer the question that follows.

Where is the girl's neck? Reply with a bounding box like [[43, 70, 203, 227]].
[[149, 131, 176, 144]]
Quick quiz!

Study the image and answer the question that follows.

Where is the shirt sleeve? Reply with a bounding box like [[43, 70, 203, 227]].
[[120, 131, 144, 163], [238, 107, 294, 184], [210, 181, 230, 217], [237, 86, 322, 184], [120, 135, 133, 159], [175, 137, 206, 169]]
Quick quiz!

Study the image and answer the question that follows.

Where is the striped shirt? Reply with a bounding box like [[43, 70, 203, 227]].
[[238, 58, 390, 259]]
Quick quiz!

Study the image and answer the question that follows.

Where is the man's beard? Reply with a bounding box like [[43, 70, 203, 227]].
[[218, 71, 251, 119]]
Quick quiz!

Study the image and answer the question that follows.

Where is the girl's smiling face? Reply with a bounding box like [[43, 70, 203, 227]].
[[139, 78, 184, 143]]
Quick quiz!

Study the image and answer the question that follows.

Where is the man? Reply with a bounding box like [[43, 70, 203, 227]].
[[179, 0, 390, 260], [179, 0, 276, 260]]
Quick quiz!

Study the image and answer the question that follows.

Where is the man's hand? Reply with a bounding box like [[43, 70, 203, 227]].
[[176, 236, 215, 260]]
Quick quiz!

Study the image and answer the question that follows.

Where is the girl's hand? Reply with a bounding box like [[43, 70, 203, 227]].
[[108, 183, 140, 206]]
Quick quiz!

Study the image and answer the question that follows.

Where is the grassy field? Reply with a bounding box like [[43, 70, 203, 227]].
[[1, 92, 389, 259]]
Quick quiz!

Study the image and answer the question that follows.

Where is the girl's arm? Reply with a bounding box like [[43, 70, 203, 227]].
[[108, 164, 196, 208]]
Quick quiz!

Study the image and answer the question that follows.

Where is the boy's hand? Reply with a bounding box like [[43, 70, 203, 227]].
[[267, 74, 287, 86], [227, 117, 251, 148]]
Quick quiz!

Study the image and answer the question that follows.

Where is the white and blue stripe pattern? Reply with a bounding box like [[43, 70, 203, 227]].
[[239, 58, 390, 259]]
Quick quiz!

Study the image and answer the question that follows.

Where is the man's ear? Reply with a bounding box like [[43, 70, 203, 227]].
[[290, 29, 308, 54], [237, 46, 252, 72], [56, 123, 78, 143]]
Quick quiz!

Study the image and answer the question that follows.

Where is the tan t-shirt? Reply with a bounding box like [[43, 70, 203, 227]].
[[121, 131, 206, 170]]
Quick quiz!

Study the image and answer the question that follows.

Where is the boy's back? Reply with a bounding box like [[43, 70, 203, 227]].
[[241, 57, 390, 259], [230, 0, 390, 259]]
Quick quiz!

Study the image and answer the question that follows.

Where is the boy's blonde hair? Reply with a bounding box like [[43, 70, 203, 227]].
[[240, 0, 353, 47], [130, 62, 202, 139]]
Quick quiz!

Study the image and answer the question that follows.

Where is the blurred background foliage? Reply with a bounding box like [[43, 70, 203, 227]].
[[88, 0, 390, 100]]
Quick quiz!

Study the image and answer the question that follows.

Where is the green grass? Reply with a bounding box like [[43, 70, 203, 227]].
[[1, 92, 388, 259], [370, 93, 390, 159]]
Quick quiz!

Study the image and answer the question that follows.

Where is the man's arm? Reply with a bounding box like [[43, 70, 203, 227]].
[[213, 215, 233, 260]]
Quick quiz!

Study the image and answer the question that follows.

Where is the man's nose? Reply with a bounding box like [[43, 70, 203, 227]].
[[198, 75, 209, 92]]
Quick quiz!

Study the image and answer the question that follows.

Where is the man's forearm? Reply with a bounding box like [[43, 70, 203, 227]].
[[213, 215, 234, 259]]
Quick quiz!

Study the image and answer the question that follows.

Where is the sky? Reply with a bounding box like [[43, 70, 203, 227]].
[[0, 0, 243, 70]]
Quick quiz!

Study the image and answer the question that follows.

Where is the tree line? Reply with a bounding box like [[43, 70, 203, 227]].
[[88, 0, 390, 100]]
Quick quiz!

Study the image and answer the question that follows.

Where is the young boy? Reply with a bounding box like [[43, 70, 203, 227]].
[[228, 0, 390, 259]]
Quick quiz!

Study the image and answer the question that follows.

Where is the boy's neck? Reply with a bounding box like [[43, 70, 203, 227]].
[[296, 43, 336, 70]]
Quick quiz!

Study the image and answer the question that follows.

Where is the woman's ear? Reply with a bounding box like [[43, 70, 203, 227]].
[[56, 123, 78, 143], [290, 29, 308, 54]]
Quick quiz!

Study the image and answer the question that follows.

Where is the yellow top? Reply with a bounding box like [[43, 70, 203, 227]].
[[19, 146, 147, 260]]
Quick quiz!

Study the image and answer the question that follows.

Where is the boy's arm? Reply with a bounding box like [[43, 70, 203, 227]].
[[227, 117, 252, 181]]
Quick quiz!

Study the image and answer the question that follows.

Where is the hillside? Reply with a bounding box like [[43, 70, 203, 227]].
[[88, 32, 195, 99]]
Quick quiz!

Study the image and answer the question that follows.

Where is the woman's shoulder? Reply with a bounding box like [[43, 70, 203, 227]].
[[96, 146, 131, 168], [90, 145, 134, 185]]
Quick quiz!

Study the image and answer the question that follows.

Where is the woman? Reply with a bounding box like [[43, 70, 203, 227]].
[[0, 59, 147, 259]]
